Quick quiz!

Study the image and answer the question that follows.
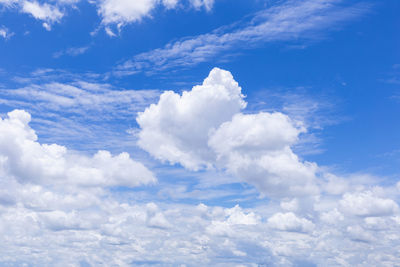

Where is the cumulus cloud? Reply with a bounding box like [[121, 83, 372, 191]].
[[137, 68, 319, 198], [137, 67, 246, 170], [340, 191, 399, 217], [0, 103, 399, 265], [22, 1, 64, 29], [267, 212, 315, 233], [0, 109, 156, 187], [97, 0, 158, 25]]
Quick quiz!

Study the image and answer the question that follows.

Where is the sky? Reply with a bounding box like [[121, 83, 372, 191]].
[[0, 0, 399, 266]]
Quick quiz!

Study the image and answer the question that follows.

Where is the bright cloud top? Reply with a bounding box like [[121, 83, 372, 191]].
[[137, 68, 319, 198]]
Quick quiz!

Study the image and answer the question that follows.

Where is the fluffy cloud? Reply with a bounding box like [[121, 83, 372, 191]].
[[22, 1, 63, 30], [0, 0, 72, 30], [267, 212, 315, 233], [97, 0, 216, 35], [137, 68, 245, 170], [137, 68, 319, 198], [0, 106, 399, 265], [1, 70, 399, 266], [340, 191, 399, 217], [0, 109, 156, 187], [97, 0, 158, 25]]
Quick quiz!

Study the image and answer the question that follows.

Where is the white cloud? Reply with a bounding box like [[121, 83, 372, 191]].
[[0, 0, 78, 30], [267, 212, 315, 233], [320, 208, 344, 224], [137, 68, 319, 198], [340, 191, 399, 217], [116, 0, 370, 75], [209, 112, 318, 198], [190, 0, 214, 11], [96, 0, 216, 34], [53, 46, 90, 58], [0, 78, 160, 151], [346, 225, 374, 243], [0, 26, 13, 39], [97, 0, 158, 25], [0, 109, 156, 187], [162, 0, 178, 9], [22, 1, 64, 30], [0, 107, 398, 265], [137, 67, 246, 170]]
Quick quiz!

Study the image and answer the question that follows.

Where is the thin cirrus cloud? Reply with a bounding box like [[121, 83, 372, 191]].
[[53, 45, 90, 58], [0, 73, 160, 150], [115, 0, 371, 76]]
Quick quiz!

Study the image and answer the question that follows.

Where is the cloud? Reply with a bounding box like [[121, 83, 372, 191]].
[[137, 67, 246, 170], [96, 0, 216, 35], [0, 76, 160, 150], [0, 0, 78, 30], [267, 212, 315, 233], [137, 68, 319, 198], [0, 26, 13, 39], [0, 109, 156, 187], [115, 0, 370, 75], [340, 191, 399, 217], [190, 0, 214, 11], [0, 100, 399, 265], [53, 46, 90, 58], [97, 0, 158, 25], [22, 1, 64, 30]]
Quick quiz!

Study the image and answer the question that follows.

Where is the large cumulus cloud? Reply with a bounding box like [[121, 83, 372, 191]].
[[137, 68, 318, 198]]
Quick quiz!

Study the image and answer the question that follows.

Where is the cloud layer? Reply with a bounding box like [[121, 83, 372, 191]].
[[0, 69, 399, 266]]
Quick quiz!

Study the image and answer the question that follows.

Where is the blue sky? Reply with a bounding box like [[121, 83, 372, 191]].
[[0, 0, 399, 266]]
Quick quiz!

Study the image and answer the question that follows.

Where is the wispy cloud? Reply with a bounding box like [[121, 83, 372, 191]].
[[0, 70, 160, 151], [0, 26, 14, 39], [114, 0, 371, 76], [53, 45, 90, 58]]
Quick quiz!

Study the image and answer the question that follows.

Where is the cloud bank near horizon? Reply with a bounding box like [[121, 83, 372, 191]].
[[0, 68, 398, 265]]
